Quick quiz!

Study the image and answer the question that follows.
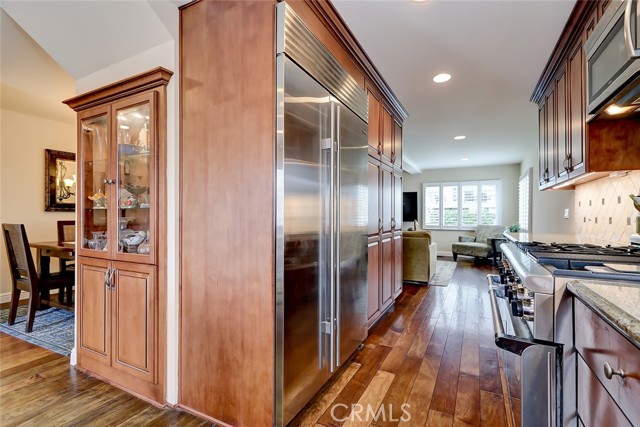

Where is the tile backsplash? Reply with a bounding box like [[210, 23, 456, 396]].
[[575, 171, 640, 245]]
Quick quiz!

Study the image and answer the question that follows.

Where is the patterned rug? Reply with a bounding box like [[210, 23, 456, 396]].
[[429, 260, 457, 287], [0, 305, 74, 356]]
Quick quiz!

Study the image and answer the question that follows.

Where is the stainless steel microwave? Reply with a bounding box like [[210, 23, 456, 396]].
[[586, 0, 640, 116]]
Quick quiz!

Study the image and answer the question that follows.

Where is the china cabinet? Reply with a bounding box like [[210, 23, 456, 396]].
[[63, 67, 172, 404]]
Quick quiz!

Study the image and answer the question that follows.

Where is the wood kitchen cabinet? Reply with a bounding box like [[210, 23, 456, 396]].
[[574, 299, 640, 426], [367, 238, 381, 324], [78, 258, 157, 384], [393, 119, 402, 170], [533, 0, 640, 189], [367, 87, 381, 157], [63, 67, 171, 404], [393, 231, 402, 298]]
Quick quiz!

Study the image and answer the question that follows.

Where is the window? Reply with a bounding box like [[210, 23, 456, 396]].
[[518, 168, 532, 232], [422, 180, 502, 229]]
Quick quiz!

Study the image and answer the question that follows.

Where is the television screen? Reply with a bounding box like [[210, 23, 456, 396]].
[[403, 192, 418, 221]]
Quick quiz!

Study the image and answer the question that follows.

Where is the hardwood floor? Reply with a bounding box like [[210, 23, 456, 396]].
[[292, 258, 511, 427], [0, 334, 210, 427], [0, 258, 508, 427]]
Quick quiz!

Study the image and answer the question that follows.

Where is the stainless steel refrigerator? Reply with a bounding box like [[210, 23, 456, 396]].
[[275, 4, 369, 426]]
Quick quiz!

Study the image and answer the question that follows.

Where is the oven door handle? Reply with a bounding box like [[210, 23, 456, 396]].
[[487, 280, 561, 355]]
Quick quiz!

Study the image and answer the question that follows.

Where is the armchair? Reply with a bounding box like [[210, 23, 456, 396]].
[[451, 224, 506, 265], [402, 230, 437, 284]]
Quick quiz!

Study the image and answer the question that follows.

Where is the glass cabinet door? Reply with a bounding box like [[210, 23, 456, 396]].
[[80, 109, 110, 255], [114, 93, 155, 263]]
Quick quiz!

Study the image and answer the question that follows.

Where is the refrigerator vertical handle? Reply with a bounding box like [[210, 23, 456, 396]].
[[328, 104, 336, 374], [335, 105, 341, 369]]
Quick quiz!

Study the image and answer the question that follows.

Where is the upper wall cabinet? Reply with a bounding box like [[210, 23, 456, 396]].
[[532, 0, 640, 190]]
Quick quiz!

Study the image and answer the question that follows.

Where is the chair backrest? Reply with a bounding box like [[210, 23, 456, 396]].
[[57, 220, 75, 245], [2, 224, 37, 287], [475, 225, 506, 244]]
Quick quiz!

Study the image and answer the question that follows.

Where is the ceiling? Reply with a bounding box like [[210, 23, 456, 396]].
[[2, 0, 576, 173], [333, 0, 576, 173]]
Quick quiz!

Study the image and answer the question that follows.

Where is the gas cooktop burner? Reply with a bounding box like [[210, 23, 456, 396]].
[[517, 241, 640, 257]]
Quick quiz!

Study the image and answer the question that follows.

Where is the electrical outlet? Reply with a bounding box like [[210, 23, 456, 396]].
[[564, 208, 570, 219]]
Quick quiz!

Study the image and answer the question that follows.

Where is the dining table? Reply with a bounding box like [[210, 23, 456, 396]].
[[30, 241, 75, 306]]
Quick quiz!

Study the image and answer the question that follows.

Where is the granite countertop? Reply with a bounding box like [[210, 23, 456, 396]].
[[567, 280, 640, 347]]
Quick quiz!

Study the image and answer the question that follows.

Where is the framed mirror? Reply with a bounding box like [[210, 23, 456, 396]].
[[45, 149, 76, 212]]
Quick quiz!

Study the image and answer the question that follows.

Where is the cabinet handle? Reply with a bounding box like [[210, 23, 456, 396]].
[[378, 218, 383, 232], [603, 362, 626, 379], [109, 269, 116, 290], [104, 269, 109, 289], [391, 218, 396, 229]]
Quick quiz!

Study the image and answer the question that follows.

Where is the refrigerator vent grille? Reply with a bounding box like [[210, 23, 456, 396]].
[[278, 3, 368, 123]]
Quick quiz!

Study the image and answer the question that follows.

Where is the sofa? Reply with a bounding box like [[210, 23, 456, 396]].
[[451, 225, 506, 264], [403, 230, 437, 284]]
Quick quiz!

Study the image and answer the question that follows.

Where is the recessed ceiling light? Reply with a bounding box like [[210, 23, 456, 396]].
[[454, 135, 466, 140], [432, 73, 452, 83], [460, 157, 469, 161]]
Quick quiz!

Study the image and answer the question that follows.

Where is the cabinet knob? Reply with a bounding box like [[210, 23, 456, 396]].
[[603, 362, 625, 379]]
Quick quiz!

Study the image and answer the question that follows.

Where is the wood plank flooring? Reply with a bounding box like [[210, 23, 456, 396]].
[[292, 258, 511, 427], [0, 335, 211, 427], [0, 258, 509, 427]]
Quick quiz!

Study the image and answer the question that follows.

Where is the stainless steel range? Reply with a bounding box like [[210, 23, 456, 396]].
[[488, 239, 640, 427]]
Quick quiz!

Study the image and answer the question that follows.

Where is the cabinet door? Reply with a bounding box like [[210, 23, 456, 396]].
[[381, 235, 393, 309], [112, 92, 157, 265], [538, 104, 548, 188], [381, 107, 393, 163], [555, 66, 569, 183], [111, 262, 157, 383], [393, 233, 402, 298], [393, 172, 402, 230], [367, 239, 381, 324], [568, 39, 586, 177], [77, 257, 111, 363], [77, 106, 111, 260], [368, 159, 381, 236], [367, 89, 381, 157], [544, 88, 557, 187], [381, 166, 393, 232], [393, 120, 402, 169]]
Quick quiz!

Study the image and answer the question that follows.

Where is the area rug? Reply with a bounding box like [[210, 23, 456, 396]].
[[0, 306, 74, 356], [429, 260, 457, 287]]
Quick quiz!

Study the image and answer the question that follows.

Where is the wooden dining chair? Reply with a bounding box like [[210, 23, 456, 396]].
[[57, 220, 75, 245], [2, 224, 74, 332]]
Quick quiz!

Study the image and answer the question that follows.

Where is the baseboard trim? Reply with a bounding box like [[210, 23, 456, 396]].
[[0, 289, 61, 305], [438, 251, 453, 257]]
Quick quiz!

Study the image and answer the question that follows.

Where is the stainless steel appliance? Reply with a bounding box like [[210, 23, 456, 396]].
[[586, 0, 640, 115], [275, 4, 369, 426], [489, 240, 640, 427]]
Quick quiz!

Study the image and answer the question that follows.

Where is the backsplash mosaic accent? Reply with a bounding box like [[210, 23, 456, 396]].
[[575, 171, 640, 245]]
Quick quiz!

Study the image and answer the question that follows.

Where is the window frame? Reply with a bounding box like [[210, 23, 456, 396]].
[[422, 180, 502, 230]]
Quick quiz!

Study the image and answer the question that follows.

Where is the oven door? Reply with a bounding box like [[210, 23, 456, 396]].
[[487, 275, 563, 427]]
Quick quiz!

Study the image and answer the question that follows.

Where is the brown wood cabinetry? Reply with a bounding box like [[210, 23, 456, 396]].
[[393, 119, 402, 169], [64, 68, 170, 405], [574, 299, 640, 426], [531, 0, 640, 190], [179, 1, 406, 425], [392, 232, 403, 297]]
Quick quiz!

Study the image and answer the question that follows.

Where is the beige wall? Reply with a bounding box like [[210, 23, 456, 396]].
[[575, 171, 640, 245], [402, 164, 520, 254], [520, 143, 575, 234], [0, 11, 76, 298]]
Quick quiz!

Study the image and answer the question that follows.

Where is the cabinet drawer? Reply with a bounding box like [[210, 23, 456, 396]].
[[575, 299, 640, 426], [577, 356, 632, 427]]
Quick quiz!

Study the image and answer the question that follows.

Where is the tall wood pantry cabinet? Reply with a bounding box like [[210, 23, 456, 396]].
[[63, 67, 172, 404]]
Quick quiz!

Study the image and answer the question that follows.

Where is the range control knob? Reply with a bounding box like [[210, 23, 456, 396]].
[[511, 299, 534, 319]]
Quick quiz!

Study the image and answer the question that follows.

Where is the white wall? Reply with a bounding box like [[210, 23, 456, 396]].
[[520, 144, 575, 234], [0, 10, 76, 298], [403, 163, 520, 254]]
